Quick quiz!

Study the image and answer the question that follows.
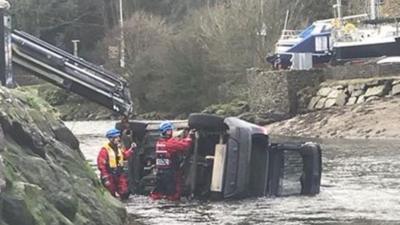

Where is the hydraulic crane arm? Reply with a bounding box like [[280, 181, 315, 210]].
[[11, 30, 133, 115]]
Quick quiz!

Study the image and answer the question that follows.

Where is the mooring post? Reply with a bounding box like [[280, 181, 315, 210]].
[[0, 0, 13, 88]]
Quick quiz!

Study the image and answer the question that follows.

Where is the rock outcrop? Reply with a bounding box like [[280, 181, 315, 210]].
[[307, 77, 400, 111], [0, 87, 126, 225]]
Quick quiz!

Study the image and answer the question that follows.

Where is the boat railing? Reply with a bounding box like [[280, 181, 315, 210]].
[[279, 29, 302, 40], [331, 29, 356, 42], [333, 21, 400, 43]]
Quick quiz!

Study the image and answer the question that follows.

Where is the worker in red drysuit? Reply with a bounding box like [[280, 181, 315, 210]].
[[97, 128, 135, 200], [150, 121, 193, 201]]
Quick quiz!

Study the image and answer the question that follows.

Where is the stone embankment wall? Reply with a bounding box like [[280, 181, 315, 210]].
[[247, 68, 323, 114], [247, 63, 400, 115], [308, 77, 400, 110], [323, 63, 400, 80]]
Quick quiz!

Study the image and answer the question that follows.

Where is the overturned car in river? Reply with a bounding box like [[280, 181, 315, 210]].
[[118, 113, 322, 200]]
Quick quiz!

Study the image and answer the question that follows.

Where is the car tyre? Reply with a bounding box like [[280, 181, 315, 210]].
[[300, 142, 322, 195], [188, 113, 225, 131]]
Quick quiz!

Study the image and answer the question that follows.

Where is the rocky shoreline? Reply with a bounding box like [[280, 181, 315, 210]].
[[0, 87, 127, 225], [267, 96, 400, 140], [307, 77, 400, 111]]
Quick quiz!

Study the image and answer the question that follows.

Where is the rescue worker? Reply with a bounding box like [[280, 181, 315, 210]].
[[150, 121, 193, 201], [97, 128, 134, 200]]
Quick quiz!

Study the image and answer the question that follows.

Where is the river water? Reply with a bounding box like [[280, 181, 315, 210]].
[[66, 121, 400, 225]]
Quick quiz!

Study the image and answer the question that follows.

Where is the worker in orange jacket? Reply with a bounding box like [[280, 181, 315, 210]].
[[97, 128, 134, 200]]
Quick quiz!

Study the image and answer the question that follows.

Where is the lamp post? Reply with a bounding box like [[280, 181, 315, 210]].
[[332, 0, 342, 23], [370, 0, 378, 20], [71, 40, 80, 57], [0, 0, 13, 88], [119, 0, 125, 68]]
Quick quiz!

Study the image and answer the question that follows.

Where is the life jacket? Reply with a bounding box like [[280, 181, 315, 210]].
[[103, 143, 124, 171]]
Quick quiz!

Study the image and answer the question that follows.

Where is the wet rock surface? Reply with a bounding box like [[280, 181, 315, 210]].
[[267, 96, 400, 139], [0, 87, 127, 225]]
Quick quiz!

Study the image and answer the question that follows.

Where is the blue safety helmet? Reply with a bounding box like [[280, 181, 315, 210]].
[[106, 128, 121, 139], [159, 121, 174, 133]]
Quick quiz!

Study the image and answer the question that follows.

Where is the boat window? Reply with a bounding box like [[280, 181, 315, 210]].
[[299, 25, 315, 38], [321, 25, 331, 33]]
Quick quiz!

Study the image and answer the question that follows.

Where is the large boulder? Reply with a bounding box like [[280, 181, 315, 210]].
[[0, 87, 127, 225], [392, 84, 400, 96], [2, 194, 35, 225], [315, 98, 326, 109], [317, 87, 332, 97], [364, 84, 390, 97], [307, 96, 321, 110], [346, 96, 358, 105]]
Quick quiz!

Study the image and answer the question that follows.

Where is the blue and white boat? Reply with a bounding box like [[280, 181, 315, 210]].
[[266, 19, 333, 69]]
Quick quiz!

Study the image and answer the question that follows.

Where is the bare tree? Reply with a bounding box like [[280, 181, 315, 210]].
[[103, 0, 118, 29]]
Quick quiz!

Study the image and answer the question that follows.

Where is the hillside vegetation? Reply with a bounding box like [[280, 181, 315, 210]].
[[10, 0, 399, 116]]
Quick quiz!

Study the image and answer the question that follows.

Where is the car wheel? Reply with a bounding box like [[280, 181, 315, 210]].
[[300, 142, 322, 195], [115, 121, 148, 142], [188, 113, 225, 131]]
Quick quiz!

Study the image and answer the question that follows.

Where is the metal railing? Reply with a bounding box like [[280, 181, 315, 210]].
[[279, 29, 302, 40]]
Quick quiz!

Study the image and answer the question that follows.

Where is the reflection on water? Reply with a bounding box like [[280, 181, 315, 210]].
[[66, 121, 400, 225]]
